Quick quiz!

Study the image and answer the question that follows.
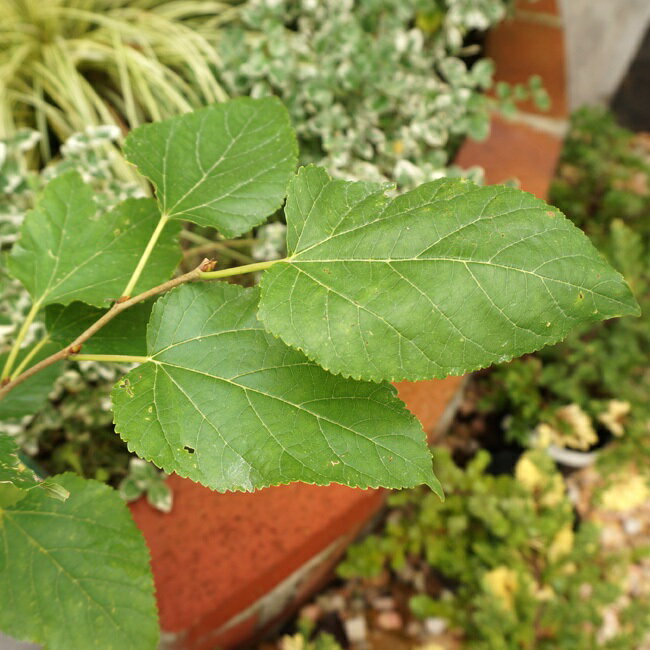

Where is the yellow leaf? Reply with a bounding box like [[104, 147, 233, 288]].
[[483, 567, 518, 611], [601, 475, 650, 512], [548, 525, 574, 562]]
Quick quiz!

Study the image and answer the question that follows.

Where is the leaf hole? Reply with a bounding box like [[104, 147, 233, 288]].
[[184, 445, 195, 455]]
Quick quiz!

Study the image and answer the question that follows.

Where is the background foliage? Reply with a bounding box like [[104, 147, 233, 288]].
[[0, 0, 240, 165], [218, 0, 547, 188], [338, 449, 650, 649]]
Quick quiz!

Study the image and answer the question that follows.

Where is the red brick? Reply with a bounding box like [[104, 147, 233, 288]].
[[130, 478, 385, 646], [487, 18, 567, 117], [194, 613, 259, 650], [456, 115, 562, 198], [516, 0, 559, 16], [247, 532, 359, 648]]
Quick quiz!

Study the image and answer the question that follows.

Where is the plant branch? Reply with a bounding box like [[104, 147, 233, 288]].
[[1, 300, 42, 380], [0, 256, 284, 401], [121, 211, 170, 299], [0, 260, 212, 401]]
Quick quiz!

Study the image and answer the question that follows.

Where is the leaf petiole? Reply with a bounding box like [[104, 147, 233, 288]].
[[180, 229, 256, 247], [0, 257, 283, 400], [0, 261, 208, 401], [70, 354, 150, 364], [199, 258, 284, 280], [121, 211, 170, 299], [10, 335, 51, 380], [183, 241, 253, 264], [1, 300, 42, 380]]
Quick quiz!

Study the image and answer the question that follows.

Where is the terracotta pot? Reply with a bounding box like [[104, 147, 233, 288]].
[[129, 376, 464, 650]]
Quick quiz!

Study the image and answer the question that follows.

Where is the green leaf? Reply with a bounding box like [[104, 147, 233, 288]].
[[0, 342, 61, 420], [0, 433, 37, 490], [46, 301, 153, 356], [8, 173, 181, 308], [259, 166, 640, 382], [123, 97, 298, 238], [112, 283, 439, 494], [0, 434, 38, 506], [0, 434, 67, 507], [0, 473, 158, 650]]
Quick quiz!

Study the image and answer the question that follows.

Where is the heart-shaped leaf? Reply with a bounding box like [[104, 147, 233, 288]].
[[123, 97, 298, 238], [258, 166, 640, 382], [112, 283, 439, 494]]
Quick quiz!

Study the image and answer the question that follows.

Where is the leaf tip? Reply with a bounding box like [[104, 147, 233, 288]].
[[430, 479, 445, 501]]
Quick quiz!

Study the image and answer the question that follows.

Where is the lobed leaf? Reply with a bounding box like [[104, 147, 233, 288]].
[[258, 166, 640, 382], [8, 173, 181, 308], [0, 474, 158, 650], [123, 97, 298, 237], [46, 301, 153, 356], [112, 283, 440, 494]]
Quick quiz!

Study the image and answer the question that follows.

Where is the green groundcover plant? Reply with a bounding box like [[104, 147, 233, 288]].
[[0, 97, 639, 649], [339, 449, 650, 649]]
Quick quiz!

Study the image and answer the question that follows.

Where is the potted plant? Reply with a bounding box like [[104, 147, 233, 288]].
[[0, 94, 640, 649]]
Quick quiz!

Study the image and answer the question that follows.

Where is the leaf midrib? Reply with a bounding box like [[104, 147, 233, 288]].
[[165, 108, 259, 215], [291, 179, 472, 258], [283, 258, 630, 309]]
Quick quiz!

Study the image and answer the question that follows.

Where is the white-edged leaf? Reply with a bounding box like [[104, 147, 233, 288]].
[[0, 434, 38, 490], [0, 434, 67, 507], [0, 433, 39, 507]]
